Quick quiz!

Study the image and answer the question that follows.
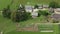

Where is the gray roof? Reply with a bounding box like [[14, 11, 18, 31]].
[[52, 14, 60, 20], [43, 5, 49, 8], [25, 5, 33, 10], [54, 8, 60, 11]]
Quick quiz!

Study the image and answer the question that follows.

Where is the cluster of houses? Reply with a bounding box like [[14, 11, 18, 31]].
[[17, 4, 60, 21], [24, 4, 49, 18]]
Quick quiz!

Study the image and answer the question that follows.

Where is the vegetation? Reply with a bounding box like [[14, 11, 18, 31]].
[[6, 31, 53, 34], [11, 5, 31, 23], [38, 10, 51, 17], [2, 5, 11, 18], [49, 1, 60, 8], [34, 4, 39, 9], [1, 0, 60, 10], [52, 20, 59, 23]]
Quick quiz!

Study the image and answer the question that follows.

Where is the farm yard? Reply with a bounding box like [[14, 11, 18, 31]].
[[0, 0, 60, 34]]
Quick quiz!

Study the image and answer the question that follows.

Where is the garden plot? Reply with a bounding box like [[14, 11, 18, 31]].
[[38, 24, 54, 32]]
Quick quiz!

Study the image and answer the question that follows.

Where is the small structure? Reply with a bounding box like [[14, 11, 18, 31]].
[[31, 9, 39, 18], [25, 5, 33, 12], [42, 4, 49, 9], [38, 4, 43, 9], [54, 8, 60, 14]]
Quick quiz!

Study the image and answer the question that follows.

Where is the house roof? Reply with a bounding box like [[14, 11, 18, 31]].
[[54, 8, 60, 11], [52, 14, 60, 20], [25, 5, 33, 10], [43, 5, 49, 8]]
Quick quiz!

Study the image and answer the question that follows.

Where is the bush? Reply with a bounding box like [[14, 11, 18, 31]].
[[52, 20, 59, 23], [11, 11, 31, 22], [34, 4, 39, 9], [2, 5, 11, 18], [11, 5, 31, 22], [49, 1, 60, 8], [38, 10, 50, 17]]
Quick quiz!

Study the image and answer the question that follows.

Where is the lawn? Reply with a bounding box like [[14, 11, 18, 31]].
[[0, 14, 16, 34], [6, 31, 53, 34]]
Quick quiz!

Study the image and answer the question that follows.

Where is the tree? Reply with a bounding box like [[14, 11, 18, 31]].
[[49, 1, 60, 8], [2, 5, 11, 18], [11, 5, 31, 23], [38, 10, 50, 17], [34, 4, 39, 9]]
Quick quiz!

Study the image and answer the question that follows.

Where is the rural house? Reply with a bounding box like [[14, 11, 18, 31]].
[[51, 8, 60, 20], [54, 8, 60, 14], [25, 5, 33, 12], [31, 9, 39, 18]]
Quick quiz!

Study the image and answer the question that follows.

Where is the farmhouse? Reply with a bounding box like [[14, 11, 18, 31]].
[[31, 9, 39, 18], [25, 5, 33, 12], [54, 8, 60, 14], [51, 8, 60, 20]]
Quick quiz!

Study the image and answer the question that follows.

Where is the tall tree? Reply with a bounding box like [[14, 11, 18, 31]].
[[34, 4, 39, 9], [11, 4, 31, 23]]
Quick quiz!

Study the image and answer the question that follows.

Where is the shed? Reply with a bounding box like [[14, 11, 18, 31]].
[[54, 8, 60, 14], [25, 5, 33, 12], [43, 4, 49, 8]]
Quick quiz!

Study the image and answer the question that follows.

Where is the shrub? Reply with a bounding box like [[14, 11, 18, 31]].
[[38, 10, 50, 17], [49, 1, 60, 8], [11, 5, 31, 23], [2, 5, 11, 18], [34, 4, 39, 9]]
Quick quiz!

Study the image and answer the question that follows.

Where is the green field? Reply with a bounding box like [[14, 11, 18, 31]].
[[6, 31, 53, 34], [0, 0, 60, 10]]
